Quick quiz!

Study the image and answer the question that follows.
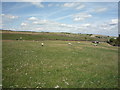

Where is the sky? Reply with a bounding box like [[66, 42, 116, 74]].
[[1, 2, 118, 36]]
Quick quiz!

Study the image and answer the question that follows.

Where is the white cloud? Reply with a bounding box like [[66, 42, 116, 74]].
[[73, 13, 92, 21], [82, 23, 91, 27], [28, 17, 38, 21], [94, 8, 107, 13], [4, 16, 117, 36], [63, 3, 76, 7], [54, 14, 73, 21], [18, 18, 77, 32], [18, 17, 95, 34], [32, 19, 53, 25], [35, 27, 43, 31], [31, 2, 44, 8], [75, 4, 85, 10], [9, 16, 18, 19], [33, 21, 39, 24], [110, 19, 118, 25], [2, 14, 19, 19], [21, 22, 28, 26], [95, 19, 118, 35], [2, 14, 19, 26], [60, 23, 75, 28], [62, 2, 85, 10]]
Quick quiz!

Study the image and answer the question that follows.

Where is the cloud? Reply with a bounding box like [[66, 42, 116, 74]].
[[54, 14, 73, 21], [28, 17, 38, 21], [2, 15, 117, 36], [63, 2, 77, 7], [35, 27, 43, 31], [2, 14, 19, 19], [33, 21, 40, 24], [110, 19, 118, 25], [31, 2, 44, 8], [32, 19, 75, 30], [73, 13, 92, 21], [21, 22, 28, 26], [62, 2, 85, 10], [2, 14, 19, 26], [75, 4, 85, 10], [32, 19, 53, 25], [4, 16, 118, 36], [48, 3, 59, 7], [81, 23, 91, 27], [18, 17, 95, 34], [18, 18, 77, 32], [97, 19, 118, 34], [94, 8, 107, 13]]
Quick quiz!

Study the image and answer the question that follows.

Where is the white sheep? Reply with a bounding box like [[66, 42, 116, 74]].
[[55, 85, 59, 88], [20, 37, 22, 40], [68, 43, 72, 45], [77, 42, 80, 44], [94, 44, 97, 46], [41, 43, 44, 46]]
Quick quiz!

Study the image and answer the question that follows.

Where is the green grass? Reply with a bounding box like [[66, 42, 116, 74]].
[[2, 31, 109, 42], [2, 40, 118, 88]]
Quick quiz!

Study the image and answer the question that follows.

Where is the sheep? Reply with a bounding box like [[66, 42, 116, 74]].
[[20, 37, 22, 40], [41, 43, 44, 46], [94, 44, 98, 46], [55, 85, 59, 88], [77, 42, 80, 44], [92, 41, 99, 44], [68, 43, 72, 46]]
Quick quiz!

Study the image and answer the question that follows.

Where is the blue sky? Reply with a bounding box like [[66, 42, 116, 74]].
[[1, 2, 118, 36]]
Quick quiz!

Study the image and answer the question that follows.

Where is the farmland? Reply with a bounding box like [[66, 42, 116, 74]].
[[2, 30, 119, 88]]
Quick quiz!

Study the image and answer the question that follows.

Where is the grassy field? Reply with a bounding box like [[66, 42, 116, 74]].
[[2, 39, 118, 88], [2, 30, 111, 42]]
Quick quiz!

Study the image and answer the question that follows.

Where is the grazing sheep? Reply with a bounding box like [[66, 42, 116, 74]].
[[94, 44, 97, 46], [20, 37, 22, 40], [92, 41, 99, 44], [41, 43, 44, 46], [68, 43, 72, 45], [77, 42, 80, 44], [55, 85, 59, 88]]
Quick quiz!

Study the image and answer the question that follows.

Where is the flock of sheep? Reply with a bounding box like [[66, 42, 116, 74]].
[[18, 37, 100, 47], [41, 41, 99, 46]]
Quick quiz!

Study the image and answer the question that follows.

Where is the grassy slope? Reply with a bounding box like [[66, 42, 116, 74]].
[[2, 30, 110, 42], [2, 40, 118, 88]]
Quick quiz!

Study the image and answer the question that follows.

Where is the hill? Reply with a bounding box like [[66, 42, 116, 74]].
[[1, 30, 114, 42]]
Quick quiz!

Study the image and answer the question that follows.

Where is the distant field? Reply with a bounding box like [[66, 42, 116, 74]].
[[2, 39, 118, 88], [2, 30, 111, 42]]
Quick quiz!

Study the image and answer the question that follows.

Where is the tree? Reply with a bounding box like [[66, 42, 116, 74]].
[[108, 37, 120, 46]]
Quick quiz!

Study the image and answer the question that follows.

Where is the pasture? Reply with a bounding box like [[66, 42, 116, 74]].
[[2, 40, 118, 88]]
